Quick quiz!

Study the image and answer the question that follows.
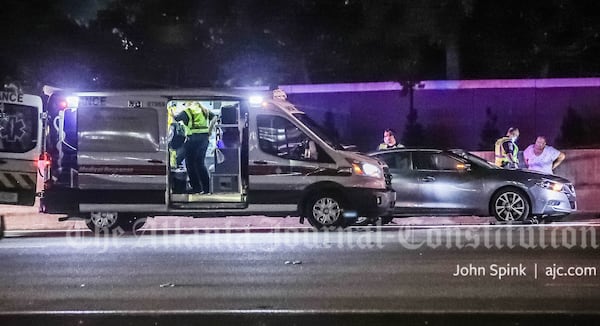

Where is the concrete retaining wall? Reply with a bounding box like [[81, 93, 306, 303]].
[[281, 79, 600, 152]]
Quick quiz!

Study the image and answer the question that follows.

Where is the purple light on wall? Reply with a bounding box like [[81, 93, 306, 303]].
[[280, 78, 600, 94]]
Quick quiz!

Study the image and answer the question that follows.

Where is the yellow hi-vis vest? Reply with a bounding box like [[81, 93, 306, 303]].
[[494, 136, 518, 166], [184, 107, 209, 135]]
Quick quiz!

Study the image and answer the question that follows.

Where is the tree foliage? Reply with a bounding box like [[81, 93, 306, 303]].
[[1, 0, 599, 89]]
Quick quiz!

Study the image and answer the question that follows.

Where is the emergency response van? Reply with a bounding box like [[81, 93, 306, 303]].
[[0, 86, 395, 231]]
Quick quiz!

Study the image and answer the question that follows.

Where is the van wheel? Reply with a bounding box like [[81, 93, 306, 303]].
[[86, 212, 119, 233], [380, 216, 394, 225], [304, 193, 348, 229], [118, 214, 147, 232], [491, 189, 530, 222], [85, 212, 146, 233]]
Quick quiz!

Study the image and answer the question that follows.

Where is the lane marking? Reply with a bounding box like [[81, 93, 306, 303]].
[[0, 309, 599, 315]]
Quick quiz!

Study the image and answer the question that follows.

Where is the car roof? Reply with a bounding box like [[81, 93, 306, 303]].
[[368, 148, 448, 156]]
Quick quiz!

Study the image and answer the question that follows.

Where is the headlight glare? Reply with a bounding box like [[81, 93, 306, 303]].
[[538, 179, 563, 192], [349, 161, 382, 178]]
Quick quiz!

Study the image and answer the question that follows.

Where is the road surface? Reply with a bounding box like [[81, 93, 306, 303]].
[[0, 224, 599, 325]]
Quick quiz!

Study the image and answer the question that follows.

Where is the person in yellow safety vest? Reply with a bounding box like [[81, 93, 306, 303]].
[[495, 127, 520, 168], [174, 101, 217, 194], [377, 128, 405, 150]]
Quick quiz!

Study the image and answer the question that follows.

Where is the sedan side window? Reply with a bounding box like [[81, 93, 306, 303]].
[[379, 152, 410, 171], [413, 152, 462, 171]]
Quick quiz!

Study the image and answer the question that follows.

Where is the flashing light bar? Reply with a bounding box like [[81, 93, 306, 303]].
[[249, 95, 264, 106], [66, 96, 79, 108]]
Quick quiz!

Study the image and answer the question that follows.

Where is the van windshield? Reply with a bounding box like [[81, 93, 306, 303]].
[[292, 113, 344, 150]]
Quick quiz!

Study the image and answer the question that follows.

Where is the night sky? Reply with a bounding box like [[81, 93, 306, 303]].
[[0, 0, 598, 90]]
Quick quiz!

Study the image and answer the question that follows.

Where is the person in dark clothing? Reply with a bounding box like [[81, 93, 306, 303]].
[[174, 102, 217, 194]]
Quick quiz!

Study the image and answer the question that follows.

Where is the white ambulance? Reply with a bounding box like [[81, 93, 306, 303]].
[[0, 87, 395, 231]]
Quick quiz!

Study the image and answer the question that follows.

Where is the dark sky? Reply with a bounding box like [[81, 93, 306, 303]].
[[2, 0, 599, 89], [59, 0, 109, 23]]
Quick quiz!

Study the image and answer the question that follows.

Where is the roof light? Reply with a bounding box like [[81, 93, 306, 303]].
[[272, 88, 287, 101], [66, 96, 79, 108], [249, 95, 263, 106]]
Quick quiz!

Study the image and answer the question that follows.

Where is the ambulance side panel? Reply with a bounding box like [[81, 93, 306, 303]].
[[0, 92, 42, 206]]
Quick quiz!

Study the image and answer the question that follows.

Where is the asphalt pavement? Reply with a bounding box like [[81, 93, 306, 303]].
[[0, 224, 599, 325], [1, 202, 598, 234]]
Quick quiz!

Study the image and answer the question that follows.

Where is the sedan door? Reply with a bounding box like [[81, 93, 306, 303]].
[[411, 152, 484, 215], [376, 151, 422, 215]]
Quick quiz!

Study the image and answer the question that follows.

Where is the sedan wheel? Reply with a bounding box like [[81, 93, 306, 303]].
[[492, 190, 530, 221]]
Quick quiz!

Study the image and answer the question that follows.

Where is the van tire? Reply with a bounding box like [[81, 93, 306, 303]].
[[85, 212, 146, 233], [86, 212, 120, 233], [380, 216, 394, 225], [118, 214, 147, 232], [304, 192, 349, 229]]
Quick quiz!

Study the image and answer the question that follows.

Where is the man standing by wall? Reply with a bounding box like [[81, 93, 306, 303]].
[[495, 127, 520, 168], [523, 136, 566, 174]]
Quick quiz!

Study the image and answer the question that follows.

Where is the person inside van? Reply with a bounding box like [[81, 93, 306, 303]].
[[174, 101, 217, 194]]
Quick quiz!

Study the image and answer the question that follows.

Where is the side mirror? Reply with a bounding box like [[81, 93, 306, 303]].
[[456, 163, 472, 172]]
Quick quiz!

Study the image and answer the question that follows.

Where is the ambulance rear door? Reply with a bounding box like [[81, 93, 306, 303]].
[[0, 91, 43, 206]]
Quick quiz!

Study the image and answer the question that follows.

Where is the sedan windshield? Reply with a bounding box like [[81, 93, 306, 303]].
[[452, 150, 499, 169]]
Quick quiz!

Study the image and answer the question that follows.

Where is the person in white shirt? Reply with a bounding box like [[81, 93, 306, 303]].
[[523, 136, 566, 174]]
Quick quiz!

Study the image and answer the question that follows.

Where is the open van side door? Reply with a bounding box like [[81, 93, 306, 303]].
[[167, 97, 249, 210], [0, 91, 43, 206]]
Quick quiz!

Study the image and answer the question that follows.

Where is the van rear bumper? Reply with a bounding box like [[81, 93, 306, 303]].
[[345, 188, 396, 218]]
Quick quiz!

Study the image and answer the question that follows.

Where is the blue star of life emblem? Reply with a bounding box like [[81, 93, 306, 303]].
[[0, 115, 27, 143]]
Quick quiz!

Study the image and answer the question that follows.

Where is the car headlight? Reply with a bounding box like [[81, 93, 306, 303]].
[[537, 179, 564, 192], [349, 160, 382, 178]]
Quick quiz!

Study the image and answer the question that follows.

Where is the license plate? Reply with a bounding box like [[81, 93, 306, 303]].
[[0, 191, 18, 204]]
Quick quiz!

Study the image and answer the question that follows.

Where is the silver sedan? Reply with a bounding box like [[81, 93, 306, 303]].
[[370, 149, 576, 222]]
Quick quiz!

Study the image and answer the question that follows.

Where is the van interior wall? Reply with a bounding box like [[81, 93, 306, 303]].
[[285, 84, 600, 153], [473, 149, 600, 212]]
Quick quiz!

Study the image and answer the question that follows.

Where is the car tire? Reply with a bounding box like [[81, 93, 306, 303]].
[[352, 216, 379, 226], [491, 188, 530, 222], [304, 193, 349, 230], [543, 215, 569, 223], [379, 216, 394, 225]]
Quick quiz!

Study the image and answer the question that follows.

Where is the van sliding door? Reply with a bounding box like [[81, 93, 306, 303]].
[[76, 106, 166, 208]]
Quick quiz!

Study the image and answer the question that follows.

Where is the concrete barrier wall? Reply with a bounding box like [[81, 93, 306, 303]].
[[472, 149, 599, 212], [281, 79, 600, 152]]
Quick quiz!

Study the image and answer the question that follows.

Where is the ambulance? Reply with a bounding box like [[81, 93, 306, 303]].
[[0, 86, 395, 231]]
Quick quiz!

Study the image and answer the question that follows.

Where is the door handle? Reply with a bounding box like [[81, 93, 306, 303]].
[[421, 176, 436, 182], [252, 160, 268, 165], [147, 159, 164, 164]]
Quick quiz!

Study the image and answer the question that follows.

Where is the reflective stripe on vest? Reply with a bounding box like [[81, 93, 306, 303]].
[[494, 137, 518, 166], [184, 108, 209, 135]]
